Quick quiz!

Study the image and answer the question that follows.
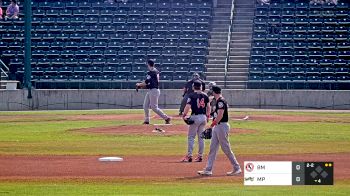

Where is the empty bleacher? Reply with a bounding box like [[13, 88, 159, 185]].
[[249, 0, 350, 90], [0, 0, 212, 89]]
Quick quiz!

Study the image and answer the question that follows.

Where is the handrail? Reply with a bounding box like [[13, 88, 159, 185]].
[[0, 59, 9, 71], [224, 0, 235, 88], [0, 59, 9, 78]]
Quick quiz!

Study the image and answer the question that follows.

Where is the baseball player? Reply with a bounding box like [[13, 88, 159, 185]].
[[207, 82, 217, 118], [179, 73, 206, 116], [181, 81, 211, 162], [136, 60, 171, 125], [198, 86, 242, 176]]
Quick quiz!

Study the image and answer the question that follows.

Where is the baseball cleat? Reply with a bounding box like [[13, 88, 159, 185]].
[[194, 155, 203, 162], [142, 121, 150, 125], [181, 155, 192, 162], [197, 170, 212, 176], [165, 118, 171, 124], [226, 168, 242, 176]]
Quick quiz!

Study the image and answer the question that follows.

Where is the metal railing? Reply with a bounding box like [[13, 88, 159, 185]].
[[0, 59, 9, 79], [224, 0, 235, 88]]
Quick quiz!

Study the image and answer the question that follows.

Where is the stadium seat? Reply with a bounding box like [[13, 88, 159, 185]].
[[7, 0, 213, 87]]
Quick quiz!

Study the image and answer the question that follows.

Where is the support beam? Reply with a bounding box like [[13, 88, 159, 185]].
[[24, 0, 32, 99]]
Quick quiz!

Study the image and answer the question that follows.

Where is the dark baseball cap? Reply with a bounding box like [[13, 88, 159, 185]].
[[212, 86, 221, 94], [147, 59, 155, 67], [193, 80, 202, 88]]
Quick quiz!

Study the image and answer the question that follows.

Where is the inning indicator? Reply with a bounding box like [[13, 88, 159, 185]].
[[244, 161, 333, 186]]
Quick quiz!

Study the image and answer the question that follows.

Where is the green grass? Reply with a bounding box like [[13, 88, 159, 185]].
[[0, 110, 349, 155], [0, 181, 349, 196], [0, 109, 349, 195]]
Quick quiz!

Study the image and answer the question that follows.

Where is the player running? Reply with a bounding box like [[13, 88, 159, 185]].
[[181, 81, 211, 162], [198, 86, 242, 176], [136, 60, 171, 125]]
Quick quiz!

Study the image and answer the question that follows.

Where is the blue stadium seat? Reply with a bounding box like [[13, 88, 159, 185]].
[[79, 58, 91, 66], [113, 74, 127, 81], [106, 58, 119, 67], [93, 58, 106, 66], [44, 67, 58, 76], [52, 58, 65, 67], [140, 13, 154, 22], [61, 50, 75, 58], [78, 41, 92, 49], [113, 17, 126, 25], [132, 65, 147, 74], [103, 66, 116, 75], [145, 1, 157, 9], [104, 50, 117, 58], [59, 66, 73, 76], [88, 67, 102, 75], [117, 65, 132, 74]]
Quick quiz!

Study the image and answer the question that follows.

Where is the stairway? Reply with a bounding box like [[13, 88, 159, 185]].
[[0, 72, 8, 89], [226, 0, 255, 89], [0, 61, 9, 89], [205, 0, 232, 85]]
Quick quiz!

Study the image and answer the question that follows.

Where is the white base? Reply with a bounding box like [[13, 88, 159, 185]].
[[98, 157, 123, 162]]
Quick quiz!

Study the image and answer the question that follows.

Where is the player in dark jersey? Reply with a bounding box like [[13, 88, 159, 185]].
[[179, 73, 206, 115], [198, 85, 242, 176], [207, 81, 217, 118], [136, 60, 171, 125], [181, 81, 211, 162]]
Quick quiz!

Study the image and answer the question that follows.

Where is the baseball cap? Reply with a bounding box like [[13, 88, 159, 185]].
[[208, 81, 216, 88], [193, 80, 202, 88], [147, 59, 155, 67], [192, 72, 200, 79], [212, 86, 221, 94]]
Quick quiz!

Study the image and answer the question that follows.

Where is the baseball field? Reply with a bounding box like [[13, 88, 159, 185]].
[[0, 109, 349, 195]]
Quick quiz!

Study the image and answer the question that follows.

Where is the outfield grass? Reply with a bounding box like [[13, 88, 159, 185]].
[[0, 109, 349, 195]]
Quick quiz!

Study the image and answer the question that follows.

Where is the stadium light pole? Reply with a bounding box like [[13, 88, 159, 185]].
[[24, 0, 32, 99]]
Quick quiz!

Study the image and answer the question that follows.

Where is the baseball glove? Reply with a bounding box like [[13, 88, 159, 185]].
[[135, 83, 145, 92], [136, 85, 141, 92], [200, 128, 212, 139], [183, 117, 195, 125]]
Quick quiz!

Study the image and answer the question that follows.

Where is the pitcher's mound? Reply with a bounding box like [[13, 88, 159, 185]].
[[77, 125, 187, 136], [76, 125, 256, 136]]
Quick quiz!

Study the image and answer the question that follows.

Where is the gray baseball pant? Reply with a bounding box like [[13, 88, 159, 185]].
[[205, 122, 240, 172], [187, 114, 207, 157], [143, 88, 169, 123]]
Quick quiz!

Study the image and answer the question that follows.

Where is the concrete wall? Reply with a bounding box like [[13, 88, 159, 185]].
[[0, 89, 349, 111]]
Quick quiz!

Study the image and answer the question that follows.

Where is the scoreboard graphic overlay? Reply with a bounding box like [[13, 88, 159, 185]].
[[244, 161, 334, 186]]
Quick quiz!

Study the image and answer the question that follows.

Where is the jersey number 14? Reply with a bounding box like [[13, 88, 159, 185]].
[[197, 98, 205, 109]]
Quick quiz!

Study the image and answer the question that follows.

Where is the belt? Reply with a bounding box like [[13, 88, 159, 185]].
[[191, 114, 206, 116], [218, 122, 228, 124]]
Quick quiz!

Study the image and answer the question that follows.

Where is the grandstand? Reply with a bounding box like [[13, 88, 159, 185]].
[[0, 0, 349, 90], [1, 0, 212, 89], [249, 0, 350, 90]]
